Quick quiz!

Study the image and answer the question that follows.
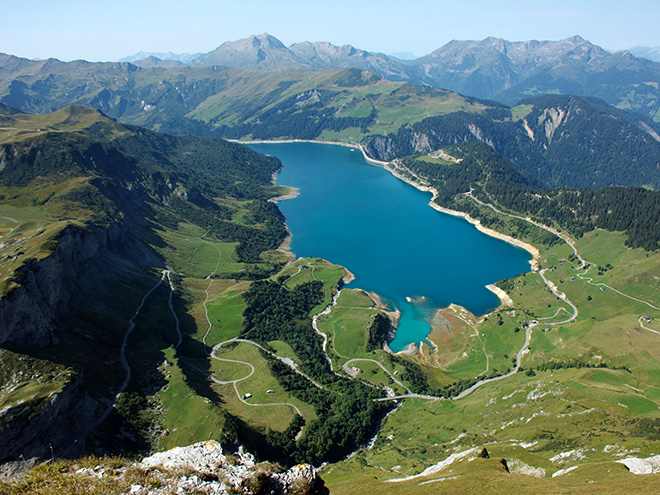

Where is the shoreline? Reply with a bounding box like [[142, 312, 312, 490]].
[[380, 162, 540, 271], [268, 186, 300, 203], [485, 284, 514, 308], [237, 137, 540, 269], [364, 290, 389, 310], [248, 137, 540, 349], [342, 268, 356, 285], [229, 138, 389, 167], [229, 138, 360, 149]]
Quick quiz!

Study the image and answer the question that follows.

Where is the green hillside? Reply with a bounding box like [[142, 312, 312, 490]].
[[0, 105, 400, 470], [0, 104, 294, 461], [2, 54, 659, 189]]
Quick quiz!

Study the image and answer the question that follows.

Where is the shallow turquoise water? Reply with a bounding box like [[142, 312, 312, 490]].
[[248, 142, 531, 351]]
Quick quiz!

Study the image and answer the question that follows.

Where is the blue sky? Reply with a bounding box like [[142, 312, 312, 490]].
[[3, 0, 659, 61]]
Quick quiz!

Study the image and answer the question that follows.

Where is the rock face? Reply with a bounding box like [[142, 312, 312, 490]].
[[192, 34, 304, 70], [0, 373, 100, 463], [138, 440, 329, 494], [0, 221, 158, 347], [0, 220, 159, 462]]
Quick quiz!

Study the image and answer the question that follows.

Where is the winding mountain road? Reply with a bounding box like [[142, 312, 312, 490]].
[[58, 270, 167, 454], [537, 268, 579, 325]]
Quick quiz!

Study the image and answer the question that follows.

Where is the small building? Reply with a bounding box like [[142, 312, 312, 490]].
[[243, 393, 252, 399]]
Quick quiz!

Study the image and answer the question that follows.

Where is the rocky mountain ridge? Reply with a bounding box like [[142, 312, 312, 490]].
[[364, 93, 660, 189], [0, 104, 285, 464], [111, 33, 660, 123]]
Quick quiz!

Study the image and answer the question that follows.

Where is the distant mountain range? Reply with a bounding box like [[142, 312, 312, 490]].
[[119, 50, 202, 64], [1, 34, 660, 189], [113, 33, 660, 123], [627, 46, 660, 63]]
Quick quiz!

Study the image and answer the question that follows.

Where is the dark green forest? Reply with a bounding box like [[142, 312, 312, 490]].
[[239, 280, 391, 464], [402, 142, 660, 250]]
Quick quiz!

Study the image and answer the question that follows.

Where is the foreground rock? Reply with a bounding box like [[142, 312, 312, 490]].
[[0, 440, 328, 494], [135, 440, 328, 494]]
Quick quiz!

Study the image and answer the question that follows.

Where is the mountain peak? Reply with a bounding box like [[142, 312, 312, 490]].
[[248, 33, 287, 49], [191, 33, 303, 69], [564, 34, 587, 44]]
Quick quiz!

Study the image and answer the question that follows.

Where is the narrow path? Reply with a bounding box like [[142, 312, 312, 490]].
[[58, 270, 167, 454], [164, 270, 182, 349], [638, 317, 660, 335], [536, 306, 572, 321], [218, 338, 325, 390], [186, 347, 303, 416], [537, 268, 578, 325], [376, 322, 537, 402], [312, 289, 343, 372], [376, 393, 440, 402], [199, 234, 222, 352], [118, 271, 168, 398], [164, 237, 308, 418], [205, 339, 304, 415], [576, 265, 660, 312], [474, 326, 490, 377], [452, 322, 535, 400]]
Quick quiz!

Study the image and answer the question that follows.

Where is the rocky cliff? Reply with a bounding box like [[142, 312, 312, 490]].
[[0, 221, 160, 347], [0, 219, 161, 463], [0, 372, 101, 464]]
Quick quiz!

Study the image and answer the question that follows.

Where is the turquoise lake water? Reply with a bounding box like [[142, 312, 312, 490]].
[[247, 142, 532, 351]]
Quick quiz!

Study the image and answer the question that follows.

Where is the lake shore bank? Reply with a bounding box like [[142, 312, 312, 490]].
[[268, 186, 300, 203], [250, 138, 537, 351], [380, 162, 540, 271], [242, 138, 540, 270]]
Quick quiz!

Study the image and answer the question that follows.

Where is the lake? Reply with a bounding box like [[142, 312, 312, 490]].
[[247, 142, 531, 352]]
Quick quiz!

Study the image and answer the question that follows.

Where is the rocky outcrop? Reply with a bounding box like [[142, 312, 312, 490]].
[[138, 440, 329, 494], [617, 454, 660, 474], [0, 373, 101, 463], [0, 221, 159, 347], [365, 135, 409, 162], [1, 440, 330, 493]]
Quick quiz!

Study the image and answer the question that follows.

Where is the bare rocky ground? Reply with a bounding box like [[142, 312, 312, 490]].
[[0, 440, 329, 495]]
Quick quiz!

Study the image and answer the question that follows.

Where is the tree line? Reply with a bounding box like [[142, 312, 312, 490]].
[[237, 279, 392, 465], [403, 142, 660, 250]]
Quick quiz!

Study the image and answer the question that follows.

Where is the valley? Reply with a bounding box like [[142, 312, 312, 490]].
[[1, 30, 660, 494]]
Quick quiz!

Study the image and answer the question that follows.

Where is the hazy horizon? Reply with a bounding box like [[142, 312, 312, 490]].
[[3, 0, 659, 62]]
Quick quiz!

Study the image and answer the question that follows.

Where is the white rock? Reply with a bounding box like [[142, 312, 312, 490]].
[[616, 454, 660, 474]]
